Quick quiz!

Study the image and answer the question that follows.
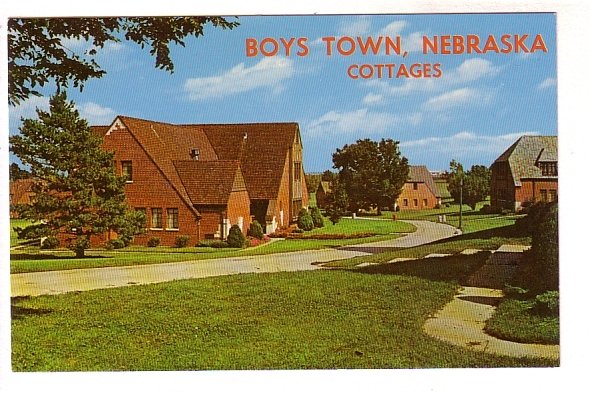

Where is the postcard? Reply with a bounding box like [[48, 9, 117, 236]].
[[2, 3, 582, 393]]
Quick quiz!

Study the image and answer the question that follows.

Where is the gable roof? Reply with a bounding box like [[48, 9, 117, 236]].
[[493, 135, 557, 186], [98, 116, 300, 207], [200, 123, 299, 200], [407, 165, 441, 198], [173, 160, 245, 205]]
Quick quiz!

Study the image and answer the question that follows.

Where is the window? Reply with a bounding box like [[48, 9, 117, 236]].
[[413, 199, 418, 207], [122, 160, 133, 182], [151, 208, 163, 229], [540, 189, 548, 202], [294, 162, 301, 181], [413, 182, 418, 190], [540, 162, 558, 176], [423, 199, 428, 207], [549, 189, 557, 202], [167, 208, 179, 230], [403, 199, 408, 207]]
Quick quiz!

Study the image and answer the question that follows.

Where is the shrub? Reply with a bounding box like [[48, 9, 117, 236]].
[[147, 237, 160, 247], [67, 236, 90, 257], [106, 238, 126, 250], [297, 208, 314, 231], [197, 240, 230, 248], [247, 220, 264, 240], [533, 291, 559, 316], [310, 206, 324, 228], [292, 228, 305, 234], [531, 203, 558, 291], [175, 235, 190, 248], [227, 224, 246, 248], [40, 236, 59, 249]]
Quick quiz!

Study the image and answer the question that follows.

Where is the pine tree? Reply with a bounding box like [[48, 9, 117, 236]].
[[10, 93, 144, 257]]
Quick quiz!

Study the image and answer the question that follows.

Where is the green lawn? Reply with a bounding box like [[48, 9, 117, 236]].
[[380, 201, 521, 234], [10, 219, 33, 247], [11, 254, 556, 371], [10, 217, 413, 274], [324, 221, 531, 268]]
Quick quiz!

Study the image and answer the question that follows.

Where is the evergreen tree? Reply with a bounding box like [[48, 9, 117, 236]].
[[324, 179, 349, 225], [9, 93, 144, 257]]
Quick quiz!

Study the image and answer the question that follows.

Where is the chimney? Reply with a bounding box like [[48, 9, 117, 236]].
[[190, 148, 200, 160]]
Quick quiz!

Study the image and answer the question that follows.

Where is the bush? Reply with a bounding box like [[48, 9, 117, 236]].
[[227, 224, 246, 248], [297, 208, 314, 231], [106, 238, 126, 250], [40, 236, 59, 249], [533, 291, 559, 316], [531, 203, 558, 291], [247, 220, 264, 240], [67, 236, 90, 257], [147, 237, 160, 247], [175, 235, 190, 248], [197, 240, 230, 248], [310, 206, 324, 228]]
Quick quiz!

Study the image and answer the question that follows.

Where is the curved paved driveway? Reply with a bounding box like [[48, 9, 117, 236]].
[[11, 220, 459, 297]]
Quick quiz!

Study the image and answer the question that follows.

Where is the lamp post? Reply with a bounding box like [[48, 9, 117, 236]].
[[459, 177, 463, 231]]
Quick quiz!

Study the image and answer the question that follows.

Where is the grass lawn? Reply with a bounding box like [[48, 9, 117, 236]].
[[324, 220, 531, 268], [379, 201, 522, 234], [10, 219, 33, 247], [10, 217, 413, 274], [484, 252, 559, 344], [11, 253, 556, 371]]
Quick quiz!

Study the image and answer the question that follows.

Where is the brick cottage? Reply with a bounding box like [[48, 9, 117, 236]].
[[395, 165, 442, 210], [91, 116, 309, 246], [490, 135, 558, 211]]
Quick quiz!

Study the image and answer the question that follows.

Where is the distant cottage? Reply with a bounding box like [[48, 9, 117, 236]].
[[490, 135, 557, 211], [396, 165, 441, 210], [92, 116, 309, 246]]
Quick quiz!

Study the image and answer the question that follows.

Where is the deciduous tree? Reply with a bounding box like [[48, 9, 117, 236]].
[[8, 17, 239, 105], [332, 138, 409, 215], [447, 160, 491, 210]]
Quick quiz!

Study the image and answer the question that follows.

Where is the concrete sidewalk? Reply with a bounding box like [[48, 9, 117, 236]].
[[423, 246, 560, 359]]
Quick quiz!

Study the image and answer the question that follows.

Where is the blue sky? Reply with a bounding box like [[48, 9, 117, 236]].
[[8, 13, 557, 173]]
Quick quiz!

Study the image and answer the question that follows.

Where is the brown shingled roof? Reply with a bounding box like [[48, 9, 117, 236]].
[[98, 116, 299, 206], [200, 123, 299, 200], [408, 165, 441, 198], [173, 160, 244, 205], [493, 135, 557, 186]]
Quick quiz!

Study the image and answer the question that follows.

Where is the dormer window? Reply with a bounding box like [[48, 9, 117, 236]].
[[121, 161, 133, 182], [539, 162, 557, 176], [190, 148, 200, 160]]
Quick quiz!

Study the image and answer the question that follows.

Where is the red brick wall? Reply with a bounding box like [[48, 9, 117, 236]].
[[102, 126, 201, 246], [396, 182, 438, 210], [227, 189, 251, 234], [517, 179, 558, 205], [276, 156, 292, 227]]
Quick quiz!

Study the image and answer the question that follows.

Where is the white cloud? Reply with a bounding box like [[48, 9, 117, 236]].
[[362, 93, 384, 105], [339, 16, 372, 36], [538, 77, 557, 90], [401, 131, 540, 162], [184, 57, 294, 101], [378, 21, 408, 37], [306, 108, 400, 136], [9, 95, 50, 130], [449, 58, 501, 83], [77, 102, 117, 125], [423, 88, 484, 111]]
